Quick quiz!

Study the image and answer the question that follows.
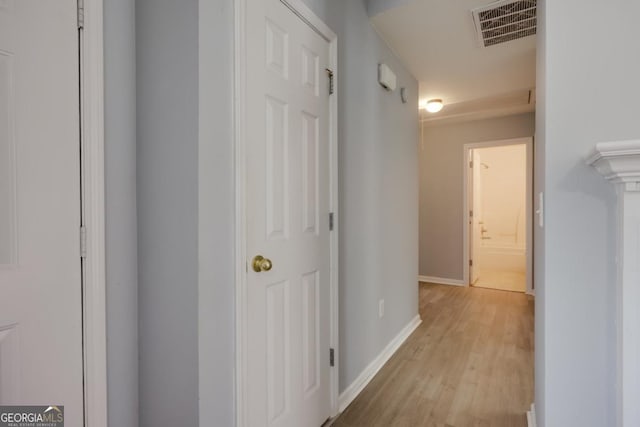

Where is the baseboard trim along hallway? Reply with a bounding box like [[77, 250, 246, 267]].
[[527, 404, 536, 427], [338, 315, 422, 412], [418, 275, 466, 287]]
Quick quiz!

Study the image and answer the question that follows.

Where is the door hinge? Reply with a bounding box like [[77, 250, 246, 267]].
[[329, 212, 334, 231], [80, 226, 87, 258], [469, 259, 473, 267], [326, 69, 334, 95], [329, 348, 335, 367], [470, 210, 473, 218], [77, 0, 84, 29], [469, 161, 473, 168]]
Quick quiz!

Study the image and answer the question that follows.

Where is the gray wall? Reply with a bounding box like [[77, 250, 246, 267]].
[[117, 0, 418, 425], [366, 0, 413, 17], [104, 0, 138, 426], [320, 0, 420, 392], [106, 0, 640, 425], [536, 0, 640, 425], [419, 113, 535, 281], [136, 0, 200, 426], [197, 1, 235, 426], [534, 1, 546, 423]]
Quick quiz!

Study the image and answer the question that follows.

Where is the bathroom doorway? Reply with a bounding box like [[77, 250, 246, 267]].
[[463, 138, 533, 294]]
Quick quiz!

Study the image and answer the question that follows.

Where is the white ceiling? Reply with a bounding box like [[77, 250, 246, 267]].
[[370, 0, 536, 118]]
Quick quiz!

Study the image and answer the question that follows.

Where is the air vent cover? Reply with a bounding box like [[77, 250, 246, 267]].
[[471, 0, 536, 47]]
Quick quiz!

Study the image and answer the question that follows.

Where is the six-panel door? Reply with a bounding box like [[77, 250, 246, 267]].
[[246, 0, 332, 425]]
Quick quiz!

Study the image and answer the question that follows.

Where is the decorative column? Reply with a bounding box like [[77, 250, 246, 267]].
[[588, 140, 640, 427]]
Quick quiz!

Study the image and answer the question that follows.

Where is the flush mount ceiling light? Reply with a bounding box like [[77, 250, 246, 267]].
[[425, 99, 444, 113]]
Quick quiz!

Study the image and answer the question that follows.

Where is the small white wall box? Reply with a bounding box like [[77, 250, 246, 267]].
[[378, 63, 396, 91]]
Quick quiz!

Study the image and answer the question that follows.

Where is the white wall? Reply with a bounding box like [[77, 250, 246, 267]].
[[475, 145, 527, 249], [536, 1, 640, 425], [419, 113, 535, 280], [473, 145, 527, 282]]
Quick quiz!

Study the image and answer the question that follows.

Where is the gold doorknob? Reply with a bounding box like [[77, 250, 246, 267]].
[[252, 255, 273, 272]]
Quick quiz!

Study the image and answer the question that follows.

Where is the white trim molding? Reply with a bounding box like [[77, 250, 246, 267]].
[[587, 139, 640, 184], [526, 403, 537, 427], [80, 0, 108, 425], [418, 275, 465, 286], [338, 315, 422, 413], [588, 139, 640, 427]]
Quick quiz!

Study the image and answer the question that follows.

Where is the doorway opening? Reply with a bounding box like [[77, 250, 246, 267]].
[[463, 138, 533, 294]]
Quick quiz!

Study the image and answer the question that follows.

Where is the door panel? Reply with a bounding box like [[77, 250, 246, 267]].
[[302, 269, 319, 395], [0, 0, 83, 424], [265, 95, 290, 240], [301, 112, 319, 235], [246, 0, 332, 426], [266, 280, 291, 423]]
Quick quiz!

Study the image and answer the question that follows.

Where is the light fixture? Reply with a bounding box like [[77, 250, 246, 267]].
[[425, 99, 444, 113]]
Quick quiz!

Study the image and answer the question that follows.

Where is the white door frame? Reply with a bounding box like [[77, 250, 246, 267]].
[[462, 137, 534, 295], [233, 0, 339, 425], [79, 1, 108, 426]]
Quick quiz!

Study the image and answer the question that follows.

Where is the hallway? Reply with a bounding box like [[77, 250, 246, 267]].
[[333, 283, 534, 427]]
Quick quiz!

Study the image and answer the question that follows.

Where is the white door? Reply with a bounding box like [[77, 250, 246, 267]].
[[0, 0, 83, 424], [246, 0, 332, 426]]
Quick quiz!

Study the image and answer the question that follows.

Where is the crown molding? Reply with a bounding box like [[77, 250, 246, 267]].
[[587, 140, 640, 186]]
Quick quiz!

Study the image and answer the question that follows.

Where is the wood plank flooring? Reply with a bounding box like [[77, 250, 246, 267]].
[[473, 270, 526, 293], [331, 282, 534, 427]]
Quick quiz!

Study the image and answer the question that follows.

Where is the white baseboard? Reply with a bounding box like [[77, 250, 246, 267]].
[[418, 275, 466, 287], [338, 315, 422, 413], [527, 403, 536, 427]]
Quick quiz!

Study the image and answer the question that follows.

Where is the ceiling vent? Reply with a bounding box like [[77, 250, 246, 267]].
[[471, 0, 536, 48]]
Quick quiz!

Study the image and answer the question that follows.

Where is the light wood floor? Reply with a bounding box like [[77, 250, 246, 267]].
[[332, 283, 534, 427]]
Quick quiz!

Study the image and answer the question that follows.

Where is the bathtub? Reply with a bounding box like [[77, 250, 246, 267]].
[[477, 243, 526, 273]]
